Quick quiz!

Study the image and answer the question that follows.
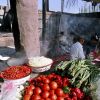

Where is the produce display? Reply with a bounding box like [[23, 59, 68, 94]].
[[23, 73, 85, 100], [0, 66, 31, 80], [22, 59, 100, 100], [0, 59, 100, 100]]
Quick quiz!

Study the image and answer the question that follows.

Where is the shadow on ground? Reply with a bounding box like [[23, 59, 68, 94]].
[[0, 47, 15, 71], [0, 47, 15, 57]]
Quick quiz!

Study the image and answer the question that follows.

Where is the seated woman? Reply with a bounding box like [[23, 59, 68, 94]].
[[89, 42, 100, 60], [94, 43, 100, 59]]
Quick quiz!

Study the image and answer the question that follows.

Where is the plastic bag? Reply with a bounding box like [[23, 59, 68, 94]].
[[0, 81, 22, 100]]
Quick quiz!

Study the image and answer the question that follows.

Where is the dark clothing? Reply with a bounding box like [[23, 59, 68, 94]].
[[10, 0, 21, 51]]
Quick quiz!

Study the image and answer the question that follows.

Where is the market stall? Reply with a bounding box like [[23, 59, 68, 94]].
[[0, 56, 100, 100]]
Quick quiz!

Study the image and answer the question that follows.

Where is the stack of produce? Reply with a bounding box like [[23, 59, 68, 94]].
[[54, 60, 100, 88], [21, 59, 100, 100], [23, 73, 91, 100], [53, 59, 100, 99], [0, 66, 31, 80]]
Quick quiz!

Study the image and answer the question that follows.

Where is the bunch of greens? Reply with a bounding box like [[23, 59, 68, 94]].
[[54, 59, 100, 89]]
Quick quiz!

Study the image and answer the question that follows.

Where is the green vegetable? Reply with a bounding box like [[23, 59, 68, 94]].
[[54, 59, 100, 89], [63, 86, 70, 93]]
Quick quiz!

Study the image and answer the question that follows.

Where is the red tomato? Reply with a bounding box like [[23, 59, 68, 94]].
[[57, 97, 64, 100], [43, 78, 50, 84], [55, 88, 64, 96], [41, 91, 49, 98], [40, 75, 46, 80], [47, 73, 54, 79], [65, 97, 72, 100], [73, 88, 84, 99], [63, 77, 70, 87], [23, 94, 31, 100], [31, 95, 41, 100], [49, 90, 55, 95], [29, 84, 35, 90], [49, 81, 58, 90], [71, 91, 77, 97], [42, 84, 50, 91], [46, 98, 51, 100], [36, 76, 42, 81], [71, 97, 77, 100], [39, 82, 44, 87], [25, 87, 33, 95], [33, 87, 42, 95], [28, 90, 33, 96], [64, 93, 69, 98], [73, 88, 81, 94], [50, 94, 57, 100]]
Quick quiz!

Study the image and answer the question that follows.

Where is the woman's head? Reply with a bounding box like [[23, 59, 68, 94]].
[[91, 35, 98, 44]]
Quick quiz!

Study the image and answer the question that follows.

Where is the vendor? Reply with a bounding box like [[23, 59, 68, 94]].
[[70, 36, 85, 60], [95, 42, 100, 58], [89, 42, 100, 59], [90, 35, 98, 52]]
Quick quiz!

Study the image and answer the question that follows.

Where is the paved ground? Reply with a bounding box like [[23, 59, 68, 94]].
[[0, 32, 15, 71], [0, 46, 15, 71]]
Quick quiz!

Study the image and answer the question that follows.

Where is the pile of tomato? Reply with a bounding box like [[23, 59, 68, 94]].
[[23, 73, 91, 100], [1, 66, 31, 80]]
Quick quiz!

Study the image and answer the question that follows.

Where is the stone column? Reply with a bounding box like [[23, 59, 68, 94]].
[[16, 0, 40, 58]]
